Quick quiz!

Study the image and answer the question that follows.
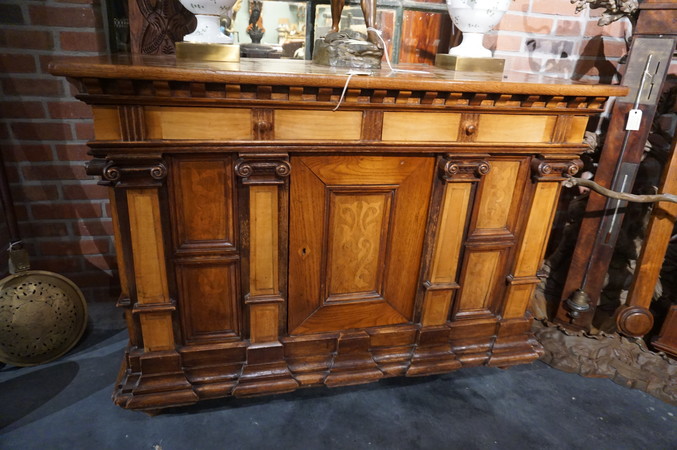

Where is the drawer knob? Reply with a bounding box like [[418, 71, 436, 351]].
[[256, 120, 272, 132], [464, 124, 477, 136]]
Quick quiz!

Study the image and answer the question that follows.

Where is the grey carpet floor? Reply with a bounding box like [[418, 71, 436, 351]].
[[1, 303, 676, 450]]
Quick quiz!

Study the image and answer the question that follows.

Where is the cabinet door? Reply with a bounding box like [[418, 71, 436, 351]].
[[288, 155, 434, 334]]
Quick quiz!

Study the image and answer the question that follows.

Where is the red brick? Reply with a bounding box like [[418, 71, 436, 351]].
[[0, 101, 46, 119], [31, 256, 82, 273], [506, 55, 544, 73], [29, 5, 101, 28], [531, 0, 576, 15], [67, 271, 117, 288], [11, 184, 60, 202], [0, 123, 11, 140], [508, 0, 530, 13], [580, 37, 627, 58], [55, 143, 90, 161], [0, 4, 25, 25], [2, 77, 64, 97], [37, 237, 109, 256], [48, 101, 92, 120], [0, 29, 54, 51], [74, 219, 113, 236], [484, 34, 522, 53], [0, 53, 36, 73], [1, 162, 21, 183], [60, 31, 106, 52], [555, 19, 582, 36], [585, 18, 630, 38], [496, 14, 554, 34], [83, 254, 117, 271], [11, 121, 73, 141], [18, 221, 70, 238], [56, 0, 101, 5], [63, 183, 108, 200], [23, 163, 88, 181], [11, 204, 29, 221], [32, 202, 103, 219], [3, 144, 54, 162], [75, 121, 94, 140]]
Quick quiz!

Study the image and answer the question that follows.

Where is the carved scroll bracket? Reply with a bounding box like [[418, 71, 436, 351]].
[[530, 156, 583, 181], [235, 154, 291, 185], [86, 154, 167, 187], [438, 155, 491, 183]]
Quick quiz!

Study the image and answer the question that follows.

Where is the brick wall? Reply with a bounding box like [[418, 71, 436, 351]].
[[0, 0, 114, 302], [0, 0, 643, 304]]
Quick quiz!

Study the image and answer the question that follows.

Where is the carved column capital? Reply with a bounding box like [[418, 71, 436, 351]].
[[438, 156, 490, 183], [85, 154, 167, 187], [531, 156, 582, 181], [235, 154, 291, 185]]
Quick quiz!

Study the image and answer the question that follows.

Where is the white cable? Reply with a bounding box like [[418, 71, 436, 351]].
[[367, 27, 430, 75], [333, 72, 355, 111]]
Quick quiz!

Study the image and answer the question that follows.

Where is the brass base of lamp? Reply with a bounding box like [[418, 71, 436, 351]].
[[434, 54, 505, 74], [176, 42, 241, 62]]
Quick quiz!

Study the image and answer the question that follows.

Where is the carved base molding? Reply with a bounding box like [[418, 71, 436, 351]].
[[534, 320, 677, 406], [112, 321, 543, 410]]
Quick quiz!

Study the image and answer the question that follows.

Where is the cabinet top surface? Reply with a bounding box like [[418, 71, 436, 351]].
[[49, 55, 627, 98]]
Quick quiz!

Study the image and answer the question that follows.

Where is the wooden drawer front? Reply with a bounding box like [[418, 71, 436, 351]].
[[382, 112, 461, 142], [288, 155, 434, 334], [476, 114, 557, 143], [274, 110, 362, 140], [146, 107, 252, 140], [169, 157, 235, 253]]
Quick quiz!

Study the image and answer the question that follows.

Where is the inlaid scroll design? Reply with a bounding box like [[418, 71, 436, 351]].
[[85, 156, 167, 185], [530, 157, 583, 181], [438, 157, 490, 183], [235, 154, 291, 185]]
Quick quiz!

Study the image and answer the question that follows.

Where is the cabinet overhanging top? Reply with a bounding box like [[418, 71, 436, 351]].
[[49, 55, 628, 98]]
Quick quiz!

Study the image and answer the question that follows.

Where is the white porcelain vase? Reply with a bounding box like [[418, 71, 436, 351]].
[[179, 0, 238, 44], [446, 0, 511, 58]]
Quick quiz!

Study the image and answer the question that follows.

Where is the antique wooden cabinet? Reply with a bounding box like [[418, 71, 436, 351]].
[[50, 57, 626, 411]]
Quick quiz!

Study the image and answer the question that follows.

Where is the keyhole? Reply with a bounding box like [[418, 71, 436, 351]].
[[302, 248, 307, 255]]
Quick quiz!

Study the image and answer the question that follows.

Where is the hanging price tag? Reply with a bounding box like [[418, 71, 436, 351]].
[[626, 109, 642, 131]]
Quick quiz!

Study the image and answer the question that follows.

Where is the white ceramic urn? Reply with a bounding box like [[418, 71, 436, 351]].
[[446, 0, 511, 58], [179, 0, 238, 44]]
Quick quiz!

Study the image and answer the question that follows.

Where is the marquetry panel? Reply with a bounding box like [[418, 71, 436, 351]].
[[474, 160, 521, 232], [139, 313, 175, 352], [381, 112, 461, 142], [274, 110, 362, 140], [177, 262, 239, 342], [476, 114, 557, 143], [92, 106, 121, 140], [127, 189, 170, 304], [456, 250, 502, 316], [145, 107, 252, 140], [249, 303, 280, 343], [288, 155, 434, 334], [325, 190, 393, 301], [171, 157, 234, 253], [249, 185, 279, 296], [565, 116, 589, 143]]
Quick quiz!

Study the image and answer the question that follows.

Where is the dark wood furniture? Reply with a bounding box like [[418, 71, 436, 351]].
[[50, 56, 625, 411]]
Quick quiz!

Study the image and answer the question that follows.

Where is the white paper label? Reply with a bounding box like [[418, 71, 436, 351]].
[[626, 109, 642, 131]]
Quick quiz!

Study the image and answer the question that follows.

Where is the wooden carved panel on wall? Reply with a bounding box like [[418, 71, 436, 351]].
[[128, 0, 196, 54]]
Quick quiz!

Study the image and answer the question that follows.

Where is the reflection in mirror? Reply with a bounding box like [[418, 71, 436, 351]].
[[229, 0, 308, 59]]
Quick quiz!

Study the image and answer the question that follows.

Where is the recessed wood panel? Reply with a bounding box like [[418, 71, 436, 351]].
[[289, 155, 434, 334], [274, 110, 362, 140], [177, 263, 239, 342], [145, 107, 251, 140], [382, 112, 461, 142], [326, 190, 393, 300], [92, 106, 121, 140], [477, 114, 557, 143], [565, 116, 590, 143], [475, 161, 520, 231], [127, 189, 170, 304], [250, 185, 279, 296], [172, 158, 234, 251], [457, 251, 501, 313]]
